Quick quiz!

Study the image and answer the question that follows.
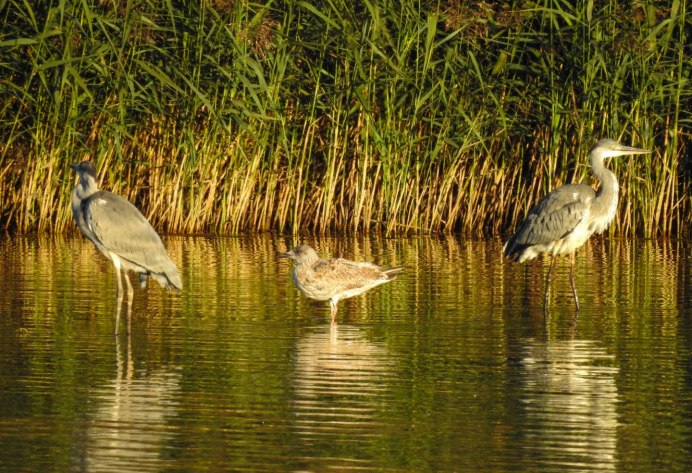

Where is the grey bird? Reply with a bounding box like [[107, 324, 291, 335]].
[[70, 161, 182, 330], [280, 245, 403, 322], [503, 139, 650, 310]]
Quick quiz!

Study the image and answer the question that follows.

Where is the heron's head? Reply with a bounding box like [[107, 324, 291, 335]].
[[590, 139, 650, 161], [70, 161, 99, 195], [279, 245, 319, 263]]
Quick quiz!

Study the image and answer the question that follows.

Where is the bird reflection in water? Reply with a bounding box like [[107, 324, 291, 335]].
[[520, 338, 619, 470], [292, 324, 391, 466], [84, 334, 181, 472]]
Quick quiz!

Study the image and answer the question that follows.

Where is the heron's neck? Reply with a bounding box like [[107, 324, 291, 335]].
[[75, 174, 100, 200], [590, 154, 619, 230]]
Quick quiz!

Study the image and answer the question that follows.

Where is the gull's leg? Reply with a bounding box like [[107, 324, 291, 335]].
[[329, 299, 338, 324]]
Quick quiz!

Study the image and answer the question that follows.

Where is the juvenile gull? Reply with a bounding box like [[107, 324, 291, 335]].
[[70, 161, 182, 332], [280, 245, 403, 321]]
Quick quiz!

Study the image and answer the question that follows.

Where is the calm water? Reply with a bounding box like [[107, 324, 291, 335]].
[[0, 235, 690, 472]]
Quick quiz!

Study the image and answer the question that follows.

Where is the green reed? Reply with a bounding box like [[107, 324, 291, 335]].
[[0, 0, 688, 236]]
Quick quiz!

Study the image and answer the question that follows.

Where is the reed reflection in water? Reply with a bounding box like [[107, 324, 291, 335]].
[[0, 235, 689, 472]]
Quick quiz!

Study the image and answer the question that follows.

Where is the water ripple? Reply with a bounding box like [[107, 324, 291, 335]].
[[519, 338, 619, 471]]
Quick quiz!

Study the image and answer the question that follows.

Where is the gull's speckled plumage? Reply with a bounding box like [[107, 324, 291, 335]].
[[280, 245, 403, 322]]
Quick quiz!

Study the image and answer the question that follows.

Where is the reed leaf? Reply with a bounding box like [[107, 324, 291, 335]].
[[0, 0, 688, 237]]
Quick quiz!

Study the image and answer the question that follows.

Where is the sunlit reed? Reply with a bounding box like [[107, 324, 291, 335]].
[[0, 1, 687, 236]]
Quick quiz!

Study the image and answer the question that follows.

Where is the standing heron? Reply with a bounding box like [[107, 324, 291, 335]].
[[503, 139, 650, 310], [280, 244, 403, 323], [70, 161, 182, 331]]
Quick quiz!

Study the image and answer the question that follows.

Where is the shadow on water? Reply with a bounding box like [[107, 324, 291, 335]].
[[0, 235, 689, 472]]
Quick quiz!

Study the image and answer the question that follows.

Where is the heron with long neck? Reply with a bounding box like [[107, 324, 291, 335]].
[[71, 161, 182, 332], [504, 139, 650, 310]]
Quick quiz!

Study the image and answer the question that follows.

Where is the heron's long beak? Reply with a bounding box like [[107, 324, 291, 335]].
[[619, 144, 651, 155], [278, 250, 294, 259]]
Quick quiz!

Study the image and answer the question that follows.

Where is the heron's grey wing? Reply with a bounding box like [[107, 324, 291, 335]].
[[511, 184, 595, 246], [83, 191, 181, 288]]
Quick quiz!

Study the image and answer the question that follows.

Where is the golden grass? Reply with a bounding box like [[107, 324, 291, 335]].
[[0, 0, 688, 236]]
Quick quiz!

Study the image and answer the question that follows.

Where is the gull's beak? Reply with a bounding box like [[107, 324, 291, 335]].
[[278, 249, 294, 259]]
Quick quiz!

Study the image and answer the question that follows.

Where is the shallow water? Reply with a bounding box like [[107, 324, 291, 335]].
[[0, 235, 690, 472]]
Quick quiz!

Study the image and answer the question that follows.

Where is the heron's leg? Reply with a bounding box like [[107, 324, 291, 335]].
[[113, 260, 124, 335], [115, 301, 122, 335], [543, 255, 556, 310], [114, 263, 124, 299], [123, 272, 134, 334], [569, 251, 580, 311], [123, 272, 134, 306]]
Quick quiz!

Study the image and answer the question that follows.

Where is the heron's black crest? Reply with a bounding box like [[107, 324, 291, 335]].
[[71, 161, 97, 179]]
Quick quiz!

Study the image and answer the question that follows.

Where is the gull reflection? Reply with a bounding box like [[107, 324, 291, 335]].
[[520, 338, 619, 471], [292, 324, 390, 454], [84, 336, 180, 473]]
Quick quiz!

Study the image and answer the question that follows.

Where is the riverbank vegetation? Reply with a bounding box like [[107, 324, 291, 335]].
[[0, 0, 688, 236]]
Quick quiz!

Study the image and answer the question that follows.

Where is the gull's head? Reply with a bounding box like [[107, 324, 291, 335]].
[[279, 245, 319, 264]]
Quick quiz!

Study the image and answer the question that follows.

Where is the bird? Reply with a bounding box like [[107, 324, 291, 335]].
[[503, 138, 650, 310], [280, 244, 403, 322], [70, 161, 182, 331]]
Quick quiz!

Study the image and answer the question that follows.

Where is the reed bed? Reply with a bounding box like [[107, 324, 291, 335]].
[[0, 0, 688, 236]]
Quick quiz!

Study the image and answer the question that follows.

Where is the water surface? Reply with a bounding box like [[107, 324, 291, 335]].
[[0, 235, 690, 472]]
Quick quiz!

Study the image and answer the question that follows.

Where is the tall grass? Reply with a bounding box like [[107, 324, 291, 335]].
[[0, 0, 688, 236]]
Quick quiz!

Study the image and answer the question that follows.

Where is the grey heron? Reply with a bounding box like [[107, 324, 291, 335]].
[[280, 244, 403, 323], [70, 161, 182, 331], [503, 139, 650, 310]]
